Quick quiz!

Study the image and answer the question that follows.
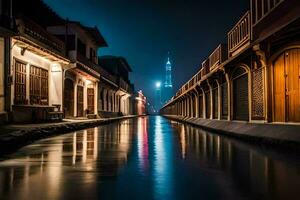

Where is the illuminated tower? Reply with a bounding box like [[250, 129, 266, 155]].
[[162, 53, 173, 104], [164, 54, 173, 88]]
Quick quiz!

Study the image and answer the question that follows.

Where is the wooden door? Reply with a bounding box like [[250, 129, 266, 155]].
[[274, 54, 285, 122], [221, 83, 228, 119], [64, 79, 74, 117], [77, 86, 84, 117], [233, 68, 249, 121], [87, 88, 95, 114], [205, 90, 211, 119], [212, 87, 218, 119], [274, 49, 300, 122], [286, 49, 300, 122], [199, 95, 203, 118], [14, 60, 27, 105]]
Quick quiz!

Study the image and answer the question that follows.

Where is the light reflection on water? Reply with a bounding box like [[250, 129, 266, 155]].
[[0, 116, 299, 200]]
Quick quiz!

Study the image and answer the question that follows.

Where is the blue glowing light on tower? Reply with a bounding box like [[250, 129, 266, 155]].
[[164, 53, 173, 88]]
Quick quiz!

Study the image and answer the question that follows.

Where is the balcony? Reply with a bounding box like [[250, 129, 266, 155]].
[[251, 0, 300, 40], [209, 44, 228, 70], [76, 53, 103, 79], [228, 11, 251, 57], [119, 77, 133, 94], [16, 17, 65, 55], [251, 0, 285, 26], [201, 59, 210, 77], [196, 71, 201, 82]]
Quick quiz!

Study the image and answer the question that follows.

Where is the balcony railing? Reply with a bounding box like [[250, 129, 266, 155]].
[[77, 53, 116, 81], [119, 77, 133, 94], [16, 17, 65, 55], [251, 0, 285, 26], [209, 44, 228, 70], [228, 11, 251, 57], [201, 59, 210, 77]]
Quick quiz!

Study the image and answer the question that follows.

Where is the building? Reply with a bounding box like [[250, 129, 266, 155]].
[[98, 56, 134, 117], [9, 17, 70, 122], [162, 54, 173, 104], [0, 0, 75, 123], [47, 22, 107, 119], [161, 0, 300, 124], [133, 90, 147, 116], [0, 0, 139, 123], [0, 0, 14, 124]]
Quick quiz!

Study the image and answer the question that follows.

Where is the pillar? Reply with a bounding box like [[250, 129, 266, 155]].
[[194, 92, 199, 118], [225, 73, 231, 121]]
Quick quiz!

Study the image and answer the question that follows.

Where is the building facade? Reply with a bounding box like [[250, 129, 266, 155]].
[[0, 0, 14, 124], [133, 90, 147, 116], [9, 17, 70, 122], [98, 56, 134, 117], [161, 0, 300, 124], [0, 0, 140, 123], [47, 22, 107, 118]]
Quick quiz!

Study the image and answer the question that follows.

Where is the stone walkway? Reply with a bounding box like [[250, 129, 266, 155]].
[[164, 115, 300, 148], [0, 115, 138, 156]]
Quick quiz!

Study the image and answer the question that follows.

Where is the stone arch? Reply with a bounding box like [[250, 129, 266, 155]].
[[230, 64, 251, 121]]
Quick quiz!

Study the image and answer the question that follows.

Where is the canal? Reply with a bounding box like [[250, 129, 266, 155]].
[[0, 116, 299, 200]]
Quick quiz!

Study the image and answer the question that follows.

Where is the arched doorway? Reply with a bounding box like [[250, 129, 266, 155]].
[[64, 79, 74, 118], [232, 67, 249, 121], [273, 49, 300, 122], [77, 85, 84, 117], [87, 87, 95, 114], [100, 89, 104, 111], [198, 93, 203, 118], [212, 81, 219, 119], [220, 74, 228, 119], [203, 85, 211, 119]]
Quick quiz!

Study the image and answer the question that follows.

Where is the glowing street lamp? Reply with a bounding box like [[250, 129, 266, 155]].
[[155, 81, 161, 89], [155, 81, 162, 113]]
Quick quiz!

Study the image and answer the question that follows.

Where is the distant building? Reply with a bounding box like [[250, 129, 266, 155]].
[[162, 54, 173, 104], [133, 90, 147, 116], [98, 56, 134, 117]]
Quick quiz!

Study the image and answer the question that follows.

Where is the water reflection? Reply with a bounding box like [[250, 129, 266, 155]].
[[137, 117, 149, 173], [153, 116, 174, 199], [0, 120, 134, 199], [0, 116, 299, 200], [177, 124, 300, 199]]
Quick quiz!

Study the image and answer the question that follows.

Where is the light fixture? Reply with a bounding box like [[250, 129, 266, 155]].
[[155, 81, 161, 89], [51, 64, 62, 72]]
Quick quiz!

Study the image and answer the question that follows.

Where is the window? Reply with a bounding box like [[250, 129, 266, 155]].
[[89, 48, 96, 63], [77, 38, 86, 57], [14, 60, 27, 105], [29, 65, 48, 105]]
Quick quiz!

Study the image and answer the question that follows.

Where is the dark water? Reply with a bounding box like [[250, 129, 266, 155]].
[[0, 116, 299, 200]]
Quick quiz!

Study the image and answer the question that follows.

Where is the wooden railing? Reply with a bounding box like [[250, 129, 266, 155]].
[[251, 0, 285, 26], [16, 17, 65, 54], [201, 59, 210, 77], [119, 77, 133, 94], [196, 71, 201, 82], [209, 44, 228, 70], [228, 11, 251, 57]]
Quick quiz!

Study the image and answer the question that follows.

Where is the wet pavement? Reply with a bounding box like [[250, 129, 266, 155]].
[[0, 116, 299, 200]]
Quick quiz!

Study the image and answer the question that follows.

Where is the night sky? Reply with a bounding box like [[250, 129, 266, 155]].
[[44, 0, 249, 104]]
